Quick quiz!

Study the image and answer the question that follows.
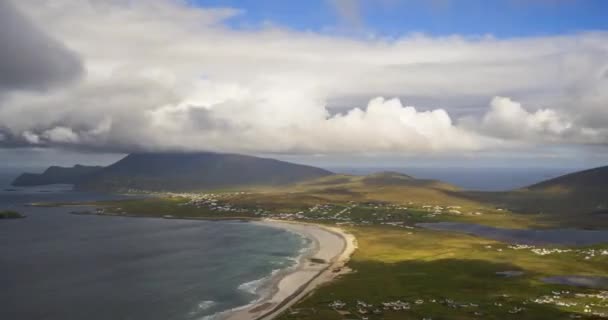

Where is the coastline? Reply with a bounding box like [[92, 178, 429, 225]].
[[222, 219, 357, 320], [41, 207, 357, 320]]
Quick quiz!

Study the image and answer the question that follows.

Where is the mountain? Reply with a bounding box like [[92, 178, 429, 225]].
[[75, 152, 333, 192], [361, 171, 414, 185], [12, 165, 103, 186], [289, 171, 470, 206], [527, 165, 608, 192], [455, 166, 608, 215]]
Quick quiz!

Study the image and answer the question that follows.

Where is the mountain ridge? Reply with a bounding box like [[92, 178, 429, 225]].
[[525, 165, 608, 191], [74, 152, 333, 192], [453, 165, 608, 216], [12, 165, 103, 186]]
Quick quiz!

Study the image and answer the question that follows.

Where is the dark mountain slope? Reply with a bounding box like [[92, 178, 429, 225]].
[[527, 165, 608, 191], [451, 166, 608, 215], [75, 152, 333, 192], [12, 165, 103, 186]]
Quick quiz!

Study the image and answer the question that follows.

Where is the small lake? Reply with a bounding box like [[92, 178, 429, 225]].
[[542, 276, 608, 289], [417, 222, 608, 246]]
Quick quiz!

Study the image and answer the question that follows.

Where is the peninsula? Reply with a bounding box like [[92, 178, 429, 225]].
[[54, 164, 608, 319], [0, 210, 24, 219]]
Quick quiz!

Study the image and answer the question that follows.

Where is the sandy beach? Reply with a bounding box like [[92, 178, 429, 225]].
[[223, 220, 357, 320]]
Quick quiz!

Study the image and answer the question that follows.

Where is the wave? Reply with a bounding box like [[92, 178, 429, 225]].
[[195, 300, 217, 311], [238, 239, 311, 296], [237, 269, 281, 296], [202, 224, 317, 320], [236, 239, 312, 297], [188, 300, 217, 319]]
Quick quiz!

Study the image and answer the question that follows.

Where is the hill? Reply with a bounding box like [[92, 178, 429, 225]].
[[527, 165, 608, 192], [75, 152, 333, 192], [12, 165, 103, 186], [220, 171, 477, 213], [455, 166, 608, 216]]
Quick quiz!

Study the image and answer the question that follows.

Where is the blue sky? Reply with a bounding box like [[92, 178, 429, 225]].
[[192, 0, 608, 37]]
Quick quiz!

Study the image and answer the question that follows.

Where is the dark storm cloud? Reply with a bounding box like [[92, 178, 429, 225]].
[[0, 1, 83, 92]]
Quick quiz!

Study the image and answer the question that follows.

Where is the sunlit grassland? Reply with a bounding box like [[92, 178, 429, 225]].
[[278, 226, 608, 320], [80, 170, 606, 228], [352, 227, 608, 276], [89, 197, 257, 218], [93, 191, 543, 229]]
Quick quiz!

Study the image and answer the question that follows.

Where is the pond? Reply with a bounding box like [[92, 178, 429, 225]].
[[542, 276, 608, 289]]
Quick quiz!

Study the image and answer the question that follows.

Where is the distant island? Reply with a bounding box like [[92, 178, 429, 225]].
[[0, 210, 24, 219], [12, 165, 103, 186]]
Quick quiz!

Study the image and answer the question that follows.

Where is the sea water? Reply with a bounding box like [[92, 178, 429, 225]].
[[0, 171, 308, 320]]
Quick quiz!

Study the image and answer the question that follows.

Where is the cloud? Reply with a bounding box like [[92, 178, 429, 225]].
[[0, 0, 606, 156], [142, 94, 489, 154], [0, 1, 82, 93], [42, 127, 80, 144], [462, 97, 603, 144], [22, 131, 40, 144], [481, 97, 572, 139]]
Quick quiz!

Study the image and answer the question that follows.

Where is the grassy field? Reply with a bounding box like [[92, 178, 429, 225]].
[[78, 171, 607, 227], [278, 226, 608, 320], [87, 192, 541, 229]]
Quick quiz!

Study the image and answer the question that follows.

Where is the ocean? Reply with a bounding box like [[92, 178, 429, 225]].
[[0, 170, 308, 320]]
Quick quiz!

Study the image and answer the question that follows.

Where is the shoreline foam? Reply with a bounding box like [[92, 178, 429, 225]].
[[222, 219, 357, 320]]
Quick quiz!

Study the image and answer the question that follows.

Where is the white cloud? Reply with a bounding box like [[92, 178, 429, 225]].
[[22, 131, 40, 144], [461, 96, 603, 144], [482, 97, 572, 138], [144, 93, 489, 153], [42, 126, 80, 144], [0, 0, 607, 156]]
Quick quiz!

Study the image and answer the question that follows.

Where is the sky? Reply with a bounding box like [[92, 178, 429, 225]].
[[0, 0, 607, 169]]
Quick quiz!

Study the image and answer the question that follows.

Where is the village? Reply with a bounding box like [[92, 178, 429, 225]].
[[506, 244, 608, 260], [315, 289, 608, 320], [163, 192, 494, 227]]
